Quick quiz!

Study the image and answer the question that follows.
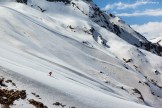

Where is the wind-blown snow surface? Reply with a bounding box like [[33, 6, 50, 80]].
[[0, 0, 162, 108]]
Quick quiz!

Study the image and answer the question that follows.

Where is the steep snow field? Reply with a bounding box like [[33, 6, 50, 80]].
[[0, 0, 162, 108], [150, 36, 162, 46]]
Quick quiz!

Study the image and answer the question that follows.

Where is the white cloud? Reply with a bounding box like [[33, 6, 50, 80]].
[[131, 22, 162, 40], [116, 9, 162, 17], [103, 0, 158, 11]]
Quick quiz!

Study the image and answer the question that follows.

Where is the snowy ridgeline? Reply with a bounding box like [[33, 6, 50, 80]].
[[0, 0, 162, 108]]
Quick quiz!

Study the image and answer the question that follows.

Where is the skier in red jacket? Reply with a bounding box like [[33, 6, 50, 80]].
[[49, 72, 52, 76]]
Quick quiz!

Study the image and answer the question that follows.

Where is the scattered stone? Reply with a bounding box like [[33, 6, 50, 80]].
[[123, 65, 128, 69], [138, 81, 142, 83], [12, 83, 16, 86], [100, 71, 103, 74], [5, 80, 16, 86], [144, 76, 147, 79], [53, 102, 60, 106], [37, 6, 46, 12], [152, 92, 155, 95], [29, 99, 47, 108], [31, 92, 40, 98], [0, 78, 7, 87], [123, 58, 133, 63], [155, 70, 160, 75], [5, 80, 12, 83], [149, 79, 162, 89], [133, 65, 138, 69], [120, 86, 127, 92], [144, 82, 150, 87], [53, 102, 66, 107], [132, 88, 144, 101], [105, 81, 109, 83], [121, 86, 124, 89]]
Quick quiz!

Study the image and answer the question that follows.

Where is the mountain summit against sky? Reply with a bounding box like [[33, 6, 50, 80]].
[[0, 0, 162, 108]]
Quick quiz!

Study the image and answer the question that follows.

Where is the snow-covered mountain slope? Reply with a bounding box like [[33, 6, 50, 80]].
[[150, 36, 162, 46], [0, 0, 162, 108]]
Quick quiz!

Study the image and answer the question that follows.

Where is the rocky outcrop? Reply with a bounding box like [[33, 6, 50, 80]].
[[16, 0, 27, 4], [0, 89, 26, 108], [46, 0, 71, 4], [29, 99, 48, 108]]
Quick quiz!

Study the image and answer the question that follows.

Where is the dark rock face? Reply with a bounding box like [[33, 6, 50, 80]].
[[113, 24, 121, 35], [90, 27, 110, 48], [88, 2, 162, 56], [46, 0, 71, 4], [16, 0, 27, 4], [141, 42, 162, 56]]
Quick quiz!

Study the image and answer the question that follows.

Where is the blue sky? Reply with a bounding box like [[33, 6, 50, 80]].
[[93, 0, 162, 39]]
